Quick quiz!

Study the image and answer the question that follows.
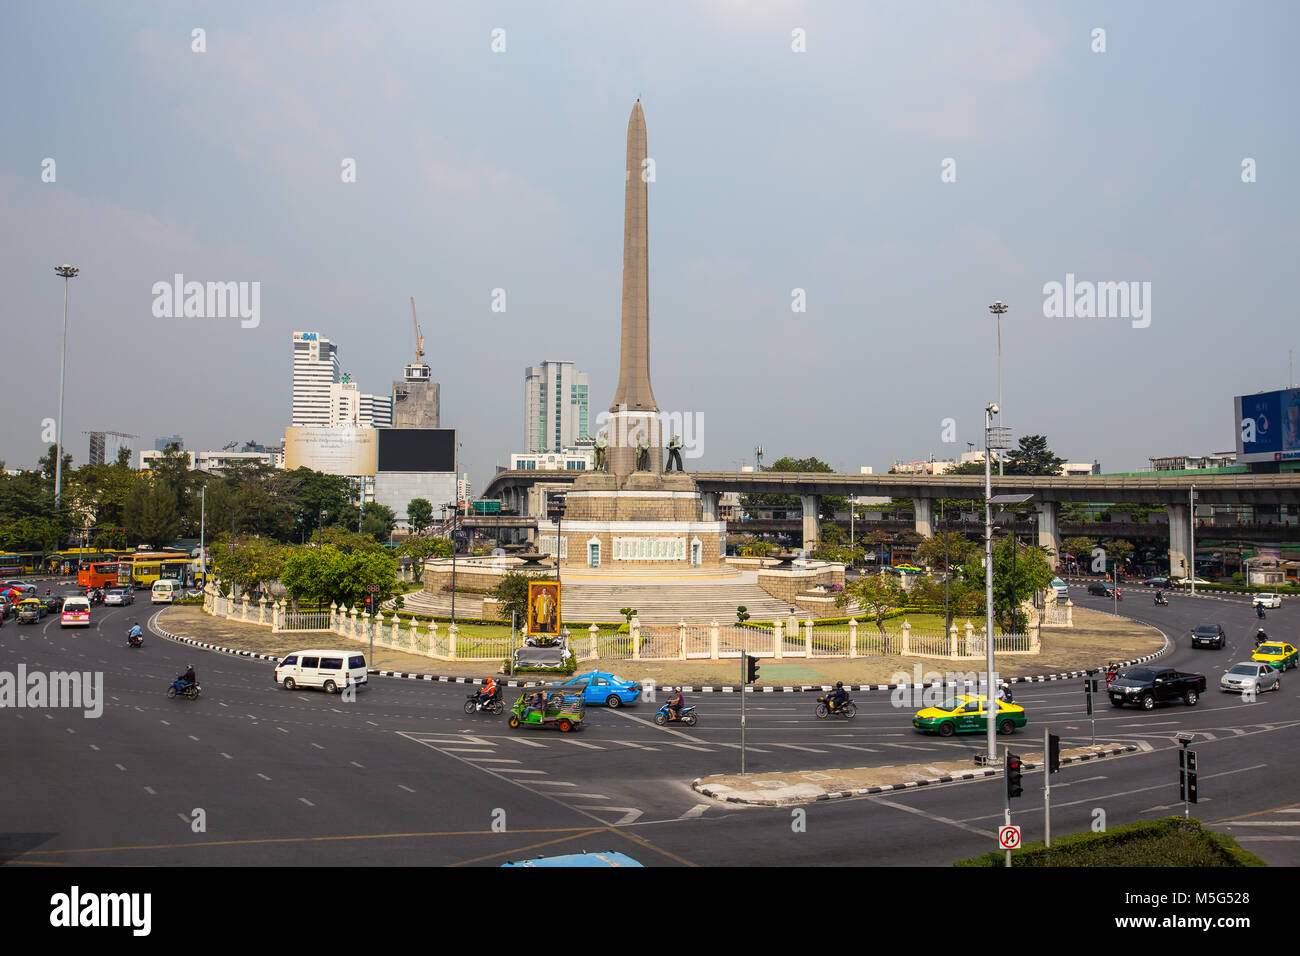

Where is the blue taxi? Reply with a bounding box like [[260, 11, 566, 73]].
[[561, 670, 641, 708]]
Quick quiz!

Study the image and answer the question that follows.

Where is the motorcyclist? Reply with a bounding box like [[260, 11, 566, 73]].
[[1105, 661, 1119, 684], [666, 688, 685, 722], [1257, 603, 1267, 619], [996, 681, 1013, 703], [1154, 589, 1164, 603], [476, 676, 498, 710], [827, 681, 849, 712], [1256, 628, 1268, 647], [178, 665, 196, 690], [127, 622, 143, 645]]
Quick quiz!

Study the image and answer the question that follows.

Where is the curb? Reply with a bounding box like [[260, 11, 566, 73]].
[[691, 744, 1138, 806], [148, 611, 1169, 694]]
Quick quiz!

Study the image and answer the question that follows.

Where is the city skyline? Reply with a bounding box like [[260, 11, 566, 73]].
[[3, 2, 1297, 491]]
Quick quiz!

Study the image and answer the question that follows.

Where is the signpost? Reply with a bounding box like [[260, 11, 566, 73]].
[[1084, 673, 1097, 747], [365, 584, 380, 663], [1177, 732, 1198, 817]]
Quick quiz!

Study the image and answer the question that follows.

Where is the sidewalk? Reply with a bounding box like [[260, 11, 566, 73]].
[[154, 605, 1165, 687], [693, 744, 1138, 806]]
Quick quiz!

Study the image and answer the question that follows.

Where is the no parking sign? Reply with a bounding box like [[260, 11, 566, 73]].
[[998, 825, 1021, 850]]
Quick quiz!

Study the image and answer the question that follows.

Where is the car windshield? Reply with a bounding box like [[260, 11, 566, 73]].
[[609, 675, 627, 684], [1259, 645, 1285, 654], [1228, 665, 1259, 676], [938, 698, 962, 711], [1192, 626, 1219, 636], [1125, 668, 1156, 681]]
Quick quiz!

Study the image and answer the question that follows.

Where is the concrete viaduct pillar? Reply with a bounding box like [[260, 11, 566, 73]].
[[1036, 501, 1060, 569], [801, 495, 820, 552], [1167, 503, 1190, 578], [913, 498, 933, 538]]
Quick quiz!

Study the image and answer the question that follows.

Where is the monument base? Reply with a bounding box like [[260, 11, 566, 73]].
[[539, 471, 726, 570]]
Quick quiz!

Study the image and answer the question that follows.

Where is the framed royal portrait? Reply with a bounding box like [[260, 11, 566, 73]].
[[527, 581, 561, 637]]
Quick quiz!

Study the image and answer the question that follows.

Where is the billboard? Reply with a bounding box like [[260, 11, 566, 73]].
[[377, 428, 456, 473], [527, 581, 561, 637], [283, 426, 378, 476], [1236, 388, 1300, 464]]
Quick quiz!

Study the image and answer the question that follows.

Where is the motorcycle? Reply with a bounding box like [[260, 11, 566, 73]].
[[1153, 595, 1169, 606], [167, 679, 201, 700], [127, 630, 143, 648], [654, 702, 698, 727], [997, 684, 1014, 704], [1105, 665, 1120, 687], [815, 696, 857, 719], [464, 690, 504, 715], [1257, 605, 1267, 619]]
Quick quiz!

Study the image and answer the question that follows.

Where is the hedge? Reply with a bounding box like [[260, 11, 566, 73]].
[[953, 816, 1266, 867]]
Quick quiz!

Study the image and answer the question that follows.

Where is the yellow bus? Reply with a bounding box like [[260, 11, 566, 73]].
[[0, 552, 43, 575], [124, 553, 196, 590]]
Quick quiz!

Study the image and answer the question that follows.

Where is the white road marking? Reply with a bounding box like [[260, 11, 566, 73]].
[[351, 761, 365, 769], [466, 758, 521, 764], [529, 781, 577, 787], [772, 743, 829, 753], [1234, 836, 1300, 842], [65, 727, 75, 734], [502, 737, 547, 748], [1224, 821, 1300, 827], [277, 727, 289, 734], [299, 797, 314, 807], [89, 744, 99, 751], [176, 813, 191, 824], [257, 773, 271, 781], [573, 806, 643, 826], [188, 735, 200, 742], [398, 785, 416, 793], [144, 786, 156, 795], [677, 804, 710, 820], [493, 768, 548, 775], [220, 753, 232, 760], [558, 738, 605, 749], [311, 743, 324, 750], [160, 719, 170, 726], [115, 763, 126, 772], [568, 793, 610, 800]]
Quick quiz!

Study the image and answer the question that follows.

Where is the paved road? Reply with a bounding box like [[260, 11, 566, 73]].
[[2, 586, 1296, 866]]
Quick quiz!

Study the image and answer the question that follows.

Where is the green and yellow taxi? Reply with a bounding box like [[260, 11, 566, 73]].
[[1251, 642, 1299, 672], [913, 694, 1027, 737], [16, 597, 46, 623]]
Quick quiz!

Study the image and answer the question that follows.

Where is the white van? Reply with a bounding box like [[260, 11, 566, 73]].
[[61, 596, 91, 628], [151, 578, 181, 604], [275, 650, 368, 694]]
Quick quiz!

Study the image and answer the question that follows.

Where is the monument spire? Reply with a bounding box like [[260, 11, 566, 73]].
[[611, 99, 658, 413]]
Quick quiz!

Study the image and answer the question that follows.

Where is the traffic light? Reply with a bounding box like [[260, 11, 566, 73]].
[[744, 654, 760, 684], [1005, 751, 1023, 799], [363, 596, 373, 615], [1047, 733, 1061, 774]]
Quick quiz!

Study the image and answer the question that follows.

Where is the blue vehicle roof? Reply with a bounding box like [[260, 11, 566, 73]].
[[501, 851, 643, 868]]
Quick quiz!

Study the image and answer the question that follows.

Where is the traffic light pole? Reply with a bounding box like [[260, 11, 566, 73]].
[[1043, 726, 1051, 848], [740, 646, 747, 776]]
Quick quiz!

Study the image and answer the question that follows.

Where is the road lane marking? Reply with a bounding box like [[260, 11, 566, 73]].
[[558, 738, 605, 750], [257, 773, 271, 781], [160, 720, 170, 726], [115, 764, 126, 772], [568, 794, 609, 800], [89, 745, 99, 751], [606, 707, 706, 742], [351, 761, 365, 768], [529, 781, 577, 787], [299, 798, 314, 806], [772, 743, 829, 753], [188, 735, 200, 742], [465, 758, 521, 764], [502, 737, 547, 748], [665, 742, 713, 752], [870, 796, 988, 837], [677, 804, 710, 820], [311, 743, 324, 750], [492, 768, 548, 775], [277, 727, 289, 734], [220, 753, 232, 760], [144, 786, 156, 795], [398, 785, 416, 793]]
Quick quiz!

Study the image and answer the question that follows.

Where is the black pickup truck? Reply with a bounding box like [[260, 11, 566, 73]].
[[1109, 666, 1206, 710]]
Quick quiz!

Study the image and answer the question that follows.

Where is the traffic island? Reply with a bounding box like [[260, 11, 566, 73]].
[[693, 743, 1137, 807]]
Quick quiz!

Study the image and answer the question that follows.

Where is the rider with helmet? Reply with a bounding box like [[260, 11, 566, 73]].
[[1256, 628, 1268, 647], [475, 676, 498, 710], [178, 664, 196, 690], [827, 681, 849, 712]]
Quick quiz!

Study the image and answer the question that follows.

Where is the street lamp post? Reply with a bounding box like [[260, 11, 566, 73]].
[[53, 265, 79, 511], [984, 405, 998, 759], [1189, 485, 1197, 597], [988, 300, 1008, 477]]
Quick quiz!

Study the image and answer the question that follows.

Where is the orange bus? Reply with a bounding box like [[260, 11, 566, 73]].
[[78, 561, 123, 589]]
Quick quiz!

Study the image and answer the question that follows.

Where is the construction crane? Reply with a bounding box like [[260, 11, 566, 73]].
[[410, 296, 424, 363]]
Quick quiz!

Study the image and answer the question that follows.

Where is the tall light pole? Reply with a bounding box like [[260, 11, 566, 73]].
[[53, 265, 79, 511], [1189, 485, 1197, 597], [988, 300, 1008, 477], [982, 404, 1020, 762]]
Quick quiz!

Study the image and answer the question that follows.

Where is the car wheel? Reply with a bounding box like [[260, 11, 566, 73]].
[[1184, 690, 1198, 706], [282, 678, 295, 690], [323, 680, 337, 694], [938, 721, 956, 737], [606, 695, 622, 708], [1141, 695, 1155, 711], [998, 719, 1015, 735]]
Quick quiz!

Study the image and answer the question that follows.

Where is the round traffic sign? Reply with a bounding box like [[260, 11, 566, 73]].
[[998, 825, 1021, 849]]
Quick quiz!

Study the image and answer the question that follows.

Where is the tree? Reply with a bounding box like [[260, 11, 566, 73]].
[[0, 516, 63, 552], [397, 535, 451, 582], [1004, 435, 1065, 477], [208, 535, 285, 598], [491, 570, 539, 625], [280, 544, 397, 609], [123, 479, 182, 547], [360, 502, 397, 542], [407, 498, 433, 534], [115, 445, 133, 468], [38, 444, 74, 484], [916, 531, 979, 570], [1101, 538, 1134, 574], [961, 536, 1054, 632], [1060, 536, 1094, 570], [149, 443, 194, 531], [836, 571, 906, 633]]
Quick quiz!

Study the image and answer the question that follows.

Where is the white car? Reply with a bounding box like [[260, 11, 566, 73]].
[[1220, 662, 1281, 694], [1172, 577, 1211, 586], [1252, 593, 1282, 609]]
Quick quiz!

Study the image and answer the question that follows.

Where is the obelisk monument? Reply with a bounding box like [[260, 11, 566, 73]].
[[606, 99, 661, 477]]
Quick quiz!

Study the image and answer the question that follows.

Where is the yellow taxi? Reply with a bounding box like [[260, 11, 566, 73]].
[[1251, 642, 1299, 672], [913, 694, 1027, 737]]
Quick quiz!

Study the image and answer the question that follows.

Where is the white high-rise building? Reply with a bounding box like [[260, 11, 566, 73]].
[[361, 393, 392, 427], [292, 331, 340, 426], [525, 360, 590, 454]]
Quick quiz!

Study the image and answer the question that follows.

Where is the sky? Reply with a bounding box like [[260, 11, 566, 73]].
[[2, 0, 1297, 490]]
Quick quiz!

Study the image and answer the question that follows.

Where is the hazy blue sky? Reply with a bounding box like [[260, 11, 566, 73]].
[[2, 1, 1296, 489]]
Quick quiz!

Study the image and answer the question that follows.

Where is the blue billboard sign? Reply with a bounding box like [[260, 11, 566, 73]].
[[1236, 388, 1300, 463]]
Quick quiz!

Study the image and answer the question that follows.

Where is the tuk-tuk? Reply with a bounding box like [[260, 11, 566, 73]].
[[17, 598, 45, 623], [508, 682, 587, 733]]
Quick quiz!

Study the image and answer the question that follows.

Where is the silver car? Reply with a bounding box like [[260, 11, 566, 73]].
[[104, 588, 135, 606], [1220, 662, 1281, 694]]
